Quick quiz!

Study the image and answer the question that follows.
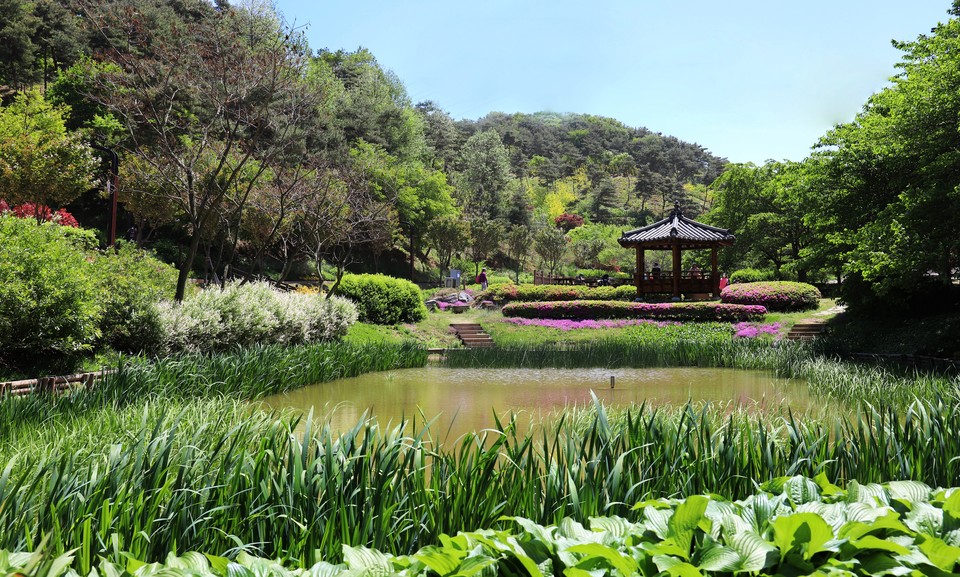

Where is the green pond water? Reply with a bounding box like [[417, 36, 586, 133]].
[[259, 367, 821, 440]]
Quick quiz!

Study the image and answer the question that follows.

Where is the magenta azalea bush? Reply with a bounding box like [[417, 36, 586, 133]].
[[733, 321, 783, 339], [721, 281, 821, 312], [502, 300, 766, 322], [479, 283, 636, 304]]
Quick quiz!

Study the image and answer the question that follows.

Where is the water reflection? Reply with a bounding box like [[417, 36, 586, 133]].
[[259, 367, 819, 441]]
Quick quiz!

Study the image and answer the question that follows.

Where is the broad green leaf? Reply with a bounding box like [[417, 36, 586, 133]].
[[643, 507, 672, 539], [904, 502, 943, 536], [306, 562, 347, 577], [513, 517, 558, 551], [727, 530, 778, 572], [943, 489, 960, 524], [849, 535, 911, 555], [886, 480, 931, 505], [813, 472, 843, 498], [225, 562, 255, 577], [693, 538, 740, 572], [203, 554, 230, 576], [917, 536, 960, 571], [452, 555, 497, 577], [772, 513, 836, 561], [667, 495, 709, 558], [558, 518, 597, 543], [785, 476, 822, 505], [847, 481, 888, 506], [566, 543, 637, 576], [652, 555, 704, 577], [838, 511, 911, 541], [342, 545, 392, 577], [413, 545, 466, 576], [588, 516, 635, 539]]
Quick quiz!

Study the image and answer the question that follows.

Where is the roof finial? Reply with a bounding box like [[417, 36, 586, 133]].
[[672, 199, 682, 216]]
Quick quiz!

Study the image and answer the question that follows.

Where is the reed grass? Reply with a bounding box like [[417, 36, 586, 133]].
[[3, 396, 960, 567]]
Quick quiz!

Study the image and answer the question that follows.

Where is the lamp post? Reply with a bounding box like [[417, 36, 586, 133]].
[[90, 142, 119, 246]]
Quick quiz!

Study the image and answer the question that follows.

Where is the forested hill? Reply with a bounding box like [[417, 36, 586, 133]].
[[415, 105, 727, 226], [0, 0, 727, 296]]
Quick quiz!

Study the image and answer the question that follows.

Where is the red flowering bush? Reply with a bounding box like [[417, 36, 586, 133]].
[[721, 281, 820, 312], [480, 283, 635, 304], [502, 300, 767, 322], [554, 212, 584, 231], [0, 200, 79, 227]]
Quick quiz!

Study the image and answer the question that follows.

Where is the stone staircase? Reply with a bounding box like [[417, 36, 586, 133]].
[[450, 323, 494, 348], [786, 320, 828, 341]]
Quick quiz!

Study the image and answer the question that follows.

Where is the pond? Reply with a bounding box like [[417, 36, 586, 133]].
[[259, 366, 821, 440]]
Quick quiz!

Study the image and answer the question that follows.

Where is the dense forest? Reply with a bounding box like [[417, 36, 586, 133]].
[[1, 0, 958, 315]]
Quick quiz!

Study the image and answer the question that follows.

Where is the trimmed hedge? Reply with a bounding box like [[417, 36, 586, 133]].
[[721, 281, 821, 312], [335, 273, 428, 325], [480, 282, 636, 304], [502, 300, 766, 322], [730, 268, 773, 283]]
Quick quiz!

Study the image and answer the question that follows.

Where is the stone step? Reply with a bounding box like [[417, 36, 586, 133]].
[[450, 323, 494, 349]]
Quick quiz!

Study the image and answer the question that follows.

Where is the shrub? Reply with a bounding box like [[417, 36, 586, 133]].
[[721, 281, 821, 312], [480, 282, 635, 304], [154, 281, 357, 354], [730, 268, 773, 283], [90, 241, 178, 352], [335, 274, 427, 325], [502, 300, 766, 322], [0, 215, 102, 371]]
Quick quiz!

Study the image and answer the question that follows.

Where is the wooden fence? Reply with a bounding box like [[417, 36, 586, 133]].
[[0, 370, 110, 397]]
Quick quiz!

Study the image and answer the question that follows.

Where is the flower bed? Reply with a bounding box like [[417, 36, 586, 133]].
[[503, 317, 681, 330], [721, 281, 821, 311], [480, 282, 636, 304], [502, 300, 766, 322]]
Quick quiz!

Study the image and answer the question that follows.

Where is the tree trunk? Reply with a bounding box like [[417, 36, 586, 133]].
[[175, 231, 203, 301]]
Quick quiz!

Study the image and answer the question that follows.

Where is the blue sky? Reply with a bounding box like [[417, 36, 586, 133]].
[[273, 0, 950, 164]]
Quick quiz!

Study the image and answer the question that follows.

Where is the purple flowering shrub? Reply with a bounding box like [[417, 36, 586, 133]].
[[479, 283, 635, 304], [720, 281, 820, 312], [502, 300, 766, 322], [733, 321, 783, 339]]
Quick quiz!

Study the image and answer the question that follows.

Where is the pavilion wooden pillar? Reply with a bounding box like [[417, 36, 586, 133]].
[[637, 248, 645, 297], [711, 247, 719, 297], [671, 240, 681, 299]]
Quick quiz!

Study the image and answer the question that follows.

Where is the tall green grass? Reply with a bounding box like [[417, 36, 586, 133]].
[[4, 397, 960, 567]]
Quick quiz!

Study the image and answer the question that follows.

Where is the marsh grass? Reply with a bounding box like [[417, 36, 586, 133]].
[[4, 393, 960, 567]]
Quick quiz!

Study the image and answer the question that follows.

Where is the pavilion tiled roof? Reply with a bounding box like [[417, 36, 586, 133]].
[[618, 202, 735, 248]]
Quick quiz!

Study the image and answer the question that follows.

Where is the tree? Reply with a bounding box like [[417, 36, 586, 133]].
[[533, 224, 567, 275], [505, 224, 531, 282], [0, 0, 40, 90], [465, 217, 503, 277], [0, 89, 96, 221], [812, 2, 960, 310], [455, 130, 513, 220], [88, 3, 315, 300], [425, 214, 468, 283]]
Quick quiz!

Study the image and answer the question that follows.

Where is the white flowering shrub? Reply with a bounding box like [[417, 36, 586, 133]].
[[154, 281, 358, 354]]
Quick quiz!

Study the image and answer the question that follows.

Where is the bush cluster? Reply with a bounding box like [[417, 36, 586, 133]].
[[721, 281, 821, 312], [334, 273, 427, 325], [0, 216, 177, 371], [154, 281, 357, 355], [502, 300, 766, 322], [480, 282, 636, 304]]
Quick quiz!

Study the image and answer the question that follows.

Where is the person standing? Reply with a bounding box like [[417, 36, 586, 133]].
[[477, 268, 488, 290]]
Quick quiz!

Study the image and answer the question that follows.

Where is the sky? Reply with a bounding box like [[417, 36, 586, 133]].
[[272, 0, 951, 164]]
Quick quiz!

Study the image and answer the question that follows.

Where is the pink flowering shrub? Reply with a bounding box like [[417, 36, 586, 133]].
[[733, 321, 783, 339], [721, 281, 820, 312], [479, 283, 635, 304], [504, 318, 680, 330], [502, 300, 766, 322]]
